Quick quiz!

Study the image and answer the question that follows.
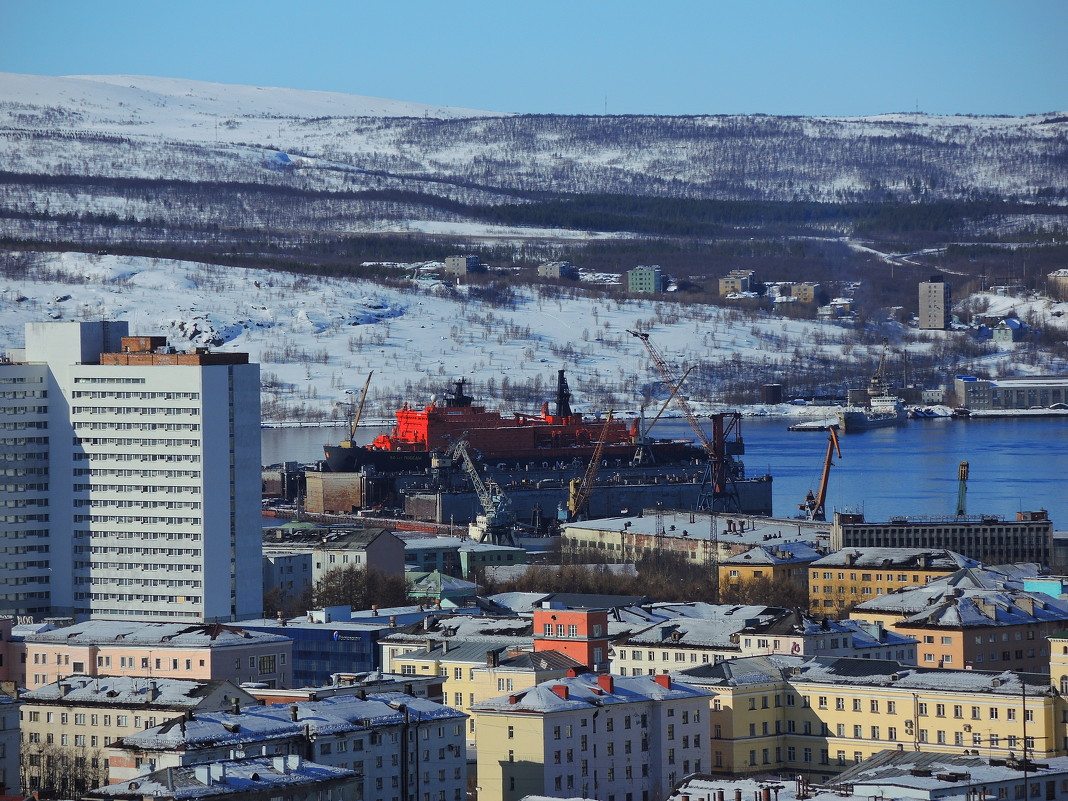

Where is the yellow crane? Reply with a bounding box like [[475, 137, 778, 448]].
[[566, 411, 614, 521], [337, 371, 373, 449]]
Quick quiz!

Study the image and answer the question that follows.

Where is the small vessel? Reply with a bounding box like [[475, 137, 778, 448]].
[[836, 393, 906, 432], [836, 338, 906, 433]]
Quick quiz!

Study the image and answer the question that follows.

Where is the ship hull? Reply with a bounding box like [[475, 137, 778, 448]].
[[835, 408, 905, 432], [323, 440, 704, 472]]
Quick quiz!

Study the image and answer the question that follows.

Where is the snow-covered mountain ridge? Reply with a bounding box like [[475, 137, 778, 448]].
[[2, 72, 1065, 208]]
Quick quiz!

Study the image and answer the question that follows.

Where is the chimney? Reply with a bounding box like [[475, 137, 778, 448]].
[[762, 790, 772, 801], [442, 640, 449, 654], [231, 698, 241, 715], [371, 604, 379, 616], [390, 615, 397, 628], [653, 674, 671, 689], [508, 694, 520, 704], [735, 790, 743, 801], [290, 704, 299, 722], [551, 684, 569, 700], [147, 680, 158, 701], [597, 674, 614, 694]]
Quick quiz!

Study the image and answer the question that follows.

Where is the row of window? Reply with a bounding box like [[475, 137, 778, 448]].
[[75, 452, 201, 462], [73, 514, 201, 524], [74, 436, 200, 447], [619, 653, 709, 666], [75, 468, 201, 478]]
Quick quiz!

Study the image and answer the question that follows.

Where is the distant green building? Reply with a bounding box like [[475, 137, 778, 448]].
[[626, 265, 663, 293]]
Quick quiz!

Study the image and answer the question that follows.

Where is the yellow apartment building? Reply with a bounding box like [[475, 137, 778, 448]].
[[675, 654, 1063, 782], [808, 548, 978, 614], [470, 672, 712, 801], [719, 542, 823, 595], [391, 641, 582, 742]]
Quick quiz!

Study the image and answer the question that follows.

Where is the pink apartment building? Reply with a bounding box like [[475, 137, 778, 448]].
[[14, 620, 293, 689]]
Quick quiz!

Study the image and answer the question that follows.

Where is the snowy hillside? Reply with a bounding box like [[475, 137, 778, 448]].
[[4, 252, 1066, 426]]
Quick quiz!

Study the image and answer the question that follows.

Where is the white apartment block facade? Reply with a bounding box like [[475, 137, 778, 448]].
[[1, 321, 262, 622]]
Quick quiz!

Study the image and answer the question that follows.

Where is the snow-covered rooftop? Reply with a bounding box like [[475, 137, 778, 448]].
[[86, 755, 357, 798], [22, 675, 246, 709], [675, 654, 1053, 696], [116, 692, 464, 752], [472, 672, 711, 714], [24, 620, 291, 647]]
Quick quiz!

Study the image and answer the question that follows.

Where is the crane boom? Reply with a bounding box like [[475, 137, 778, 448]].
[[567, 411, 614, 520], [345, 371, 374, 443], [448, 434, 515, 545], [799, 425, 842, 521], [627, 330, 714, 454]]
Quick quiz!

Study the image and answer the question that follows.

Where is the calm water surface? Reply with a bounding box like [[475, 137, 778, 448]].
[[261, 416, 1068, 524]]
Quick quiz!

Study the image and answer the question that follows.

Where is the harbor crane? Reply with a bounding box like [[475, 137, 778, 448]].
[[798, 425, 841, 522], [632, 367, 693, 465], [566, 411, 614, 521], [868, 338, 891, 398], [955, 461, 970, 517], [336, 371, 374, 450], [447, 435, 517, 546], [628, 329, 744, 512]]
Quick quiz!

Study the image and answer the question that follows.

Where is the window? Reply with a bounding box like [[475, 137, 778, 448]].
[[887, 701, 896, 714]]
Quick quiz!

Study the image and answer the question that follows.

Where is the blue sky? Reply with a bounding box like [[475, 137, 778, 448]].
[[3, 0, 1065, 116]]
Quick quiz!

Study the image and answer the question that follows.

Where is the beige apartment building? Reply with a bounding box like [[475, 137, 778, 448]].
[[20, 620, 292, 689], [20, 675, 254, 794]]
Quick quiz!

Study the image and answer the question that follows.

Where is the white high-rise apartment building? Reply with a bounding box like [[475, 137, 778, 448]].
[[1, 321, 262, 622]]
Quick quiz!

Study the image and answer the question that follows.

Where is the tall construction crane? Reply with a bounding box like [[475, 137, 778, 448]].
[[798, 425, 842, 522], [955, 461, 970, 517], [336, 371, 374, 450], [566, 411, 614, 521], [448, 436, 517, 546], [628, 329, 744, 511]]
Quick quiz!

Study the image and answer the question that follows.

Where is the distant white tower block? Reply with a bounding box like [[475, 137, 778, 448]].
[[1, 321, 263, 623], [919, 275, 952, 330]]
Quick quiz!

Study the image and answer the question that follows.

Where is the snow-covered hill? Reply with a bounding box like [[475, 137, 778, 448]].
[[2, 72, 1065, 208], [4, 251, 1066, 426]]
